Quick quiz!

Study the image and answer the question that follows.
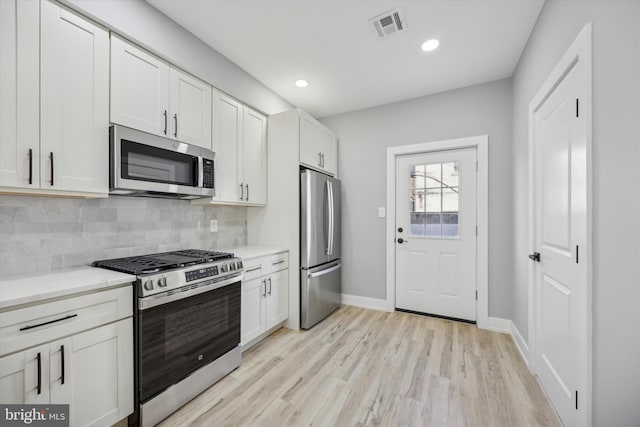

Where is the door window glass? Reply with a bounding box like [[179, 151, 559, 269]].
[[410, 161, 460, 238]]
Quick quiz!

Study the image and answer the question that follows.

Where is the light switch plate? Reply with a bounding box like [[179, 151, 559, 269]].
[[378, 207, 386, 218], [209, 219, 218, 232]]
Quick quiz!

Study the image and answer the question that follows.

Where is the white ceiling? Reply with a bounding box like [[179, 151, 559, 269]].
[[147, 0, 544, 118]]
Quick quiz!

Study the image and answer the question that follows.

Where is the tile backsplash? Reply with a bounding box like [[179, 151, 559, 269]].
[[0, 195, 247, 277]]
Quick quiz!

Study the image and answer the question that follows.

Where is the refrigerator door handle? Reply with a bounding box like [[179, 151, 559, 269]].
[[324, 181, 330, 255], [328, 181, 334, 256], [308, 262, 342, 278]]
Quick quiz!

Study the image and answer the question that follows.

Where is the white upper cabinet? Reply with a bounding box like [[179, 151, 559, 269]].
[[0, 0, 109, 196], [200, 90, 267, 206], [0, 0, 39, 190], [169, 68, 212, 148], [211, 91, 242, 202], [110, 35, 170, 137], [299, 110, 338, 177], [40, 0, 109, 194], [242, 106, 268, 205], [110, 36, 212, 149]]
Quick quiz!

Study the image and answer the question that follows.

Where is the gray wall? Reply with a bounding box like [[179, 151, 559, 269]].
[[322, 79, 513, 318], [0, 196, 245, 278], [61, 0, 293, 115], [511, 1, 640, 425]]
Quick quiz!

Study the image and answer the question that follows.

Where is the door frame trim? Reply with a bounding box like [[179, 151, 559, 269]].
[[527, 23, 592, 426], [385, 135, 489, 327]]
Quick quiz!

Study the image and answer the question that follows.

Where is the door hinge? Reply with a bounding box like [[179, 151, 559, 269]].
[[475, 225, 478, 236], [576, 245, 579, 263], [575, 390, 578, 410], [576, 98, 579, 117], [475, 290, 478, 300]]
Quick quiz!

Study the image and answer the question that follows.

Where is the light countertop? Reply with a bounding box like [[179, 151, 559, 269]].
[[221, 245, 289, 260], [0, 267, 136, 311]]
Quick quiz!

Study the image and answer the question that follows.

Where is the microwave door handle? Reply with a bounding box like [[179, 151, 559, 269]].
[[198, 157, 204, 188]]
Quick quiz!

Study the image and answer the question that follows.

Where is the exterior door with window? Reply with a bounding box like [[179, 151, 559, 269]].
[[395, 149, 477, 321]]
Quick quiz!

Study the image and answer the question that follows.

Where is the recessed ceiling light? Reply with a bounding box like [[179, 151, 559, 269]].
[[421, 39, 440, 52], [295, 79, 309, 88]]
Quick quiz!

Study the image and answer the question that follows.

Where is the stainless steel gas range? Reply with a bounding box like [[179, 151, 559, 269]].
[[93, 249, 243, 427]]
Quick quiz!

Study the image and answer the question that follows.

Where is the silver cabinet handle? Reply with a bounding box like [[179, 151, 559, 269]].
[[245, 184, 249, 201], [268, 277, 272, 295], [272, 260, 285, 265], [173, 113, 178, 137], [240, 183, 244, 200], [321, 153, 325, 168], [318, 152, 322, 167], [163, 110, 167, 134], [246, 266, 262, 273], [262, 280, 267, 297]]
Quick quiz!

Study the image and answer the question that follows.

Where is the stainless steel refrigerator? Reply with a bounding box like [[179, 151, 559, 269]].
[[300, 169, 342, 329]]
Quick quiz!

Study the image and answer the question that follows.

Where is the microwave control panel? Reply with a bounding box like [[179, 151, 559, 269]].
[[202, 159, 214, 189]]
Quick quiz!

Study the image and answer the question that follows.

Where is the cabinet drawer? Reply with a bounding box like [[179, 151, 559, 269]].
[[267, 253, 289, 273], [243, 257, 268, 282], [0, 286, 132, 357]]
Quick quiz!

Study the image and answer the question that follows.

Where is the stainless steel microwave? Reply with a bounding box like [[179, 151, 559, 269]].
[[109, 125, 215, 199]]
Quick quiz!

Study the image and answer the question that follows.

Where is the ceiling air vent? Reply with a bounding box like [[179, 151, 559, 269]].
[[369, 9, 407, 39]]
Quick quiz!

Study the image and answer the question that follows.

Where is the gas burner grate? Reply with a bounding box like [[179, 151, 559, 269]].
[[93, 249, 234, 275]]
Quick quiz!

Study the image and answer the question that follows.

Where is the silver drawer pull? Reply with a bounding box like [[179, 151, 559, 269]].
[[246, 266, 262, 273], [19, 314, 78, 331], [272, 260, 285, 265]]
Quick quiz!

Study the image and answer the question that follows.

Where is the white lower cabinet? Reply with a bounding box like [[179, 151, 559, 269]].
[[0, 287, 133, 427], [241, 252, 289, 346]]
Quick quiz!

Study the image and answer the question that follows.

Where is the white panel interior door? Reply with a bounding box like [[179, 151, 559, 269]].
[[40, 1, 109, 193], [395, 149, 477, 321], [533, 61, 587, 427]]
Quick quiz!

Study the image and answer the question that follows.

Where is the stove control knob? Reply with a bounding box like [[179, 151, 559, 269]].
[[237, 261, 243, 269], [158, 277, 168, 288], [220, 264, 228, 273], [229, 263, 236, 271], [143, 279, 154, 291]]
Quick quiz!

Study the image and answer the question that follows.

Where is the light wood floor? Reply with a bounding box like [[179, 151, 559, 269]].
[[160, 306, 560, 427]]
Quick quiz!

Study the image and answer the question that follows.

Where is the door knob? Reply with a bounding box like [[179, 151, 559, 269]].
[[397, 227, 403, 233], [397, 238, 407, 244], [529, 252, 541, 262]]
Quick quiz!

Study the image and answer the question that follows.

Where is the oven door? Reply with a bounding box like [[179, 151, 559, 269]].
[[137, 278, 240, 402]]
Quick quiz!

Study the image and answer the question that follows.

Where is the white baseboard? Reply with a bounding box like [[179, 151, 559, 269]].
[[510, 320, 530, 368], [480, 316, 511, 333], [341, 294, 392, 312]]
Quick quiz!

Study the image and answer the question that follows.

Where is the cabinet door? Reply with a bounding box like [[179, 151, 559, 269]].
[[170, 67, 212, 149], [0, 0, 39, 189], [212, 91, 242, 202], [241, 277, 266, 346], [242, 107, 267, 205], [110, 35, 170, 137], [0, 345, 50, 405], [40, 0, 109, 193], [50, 318, 133, 427], [266, 270, 289, 329], [299, 112, 323, 171], [317, 126, 338, 177]]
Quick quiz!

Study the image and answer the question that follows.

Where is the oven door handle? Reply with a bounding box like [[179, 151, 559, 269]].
[[138, 273, 243, 310]]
